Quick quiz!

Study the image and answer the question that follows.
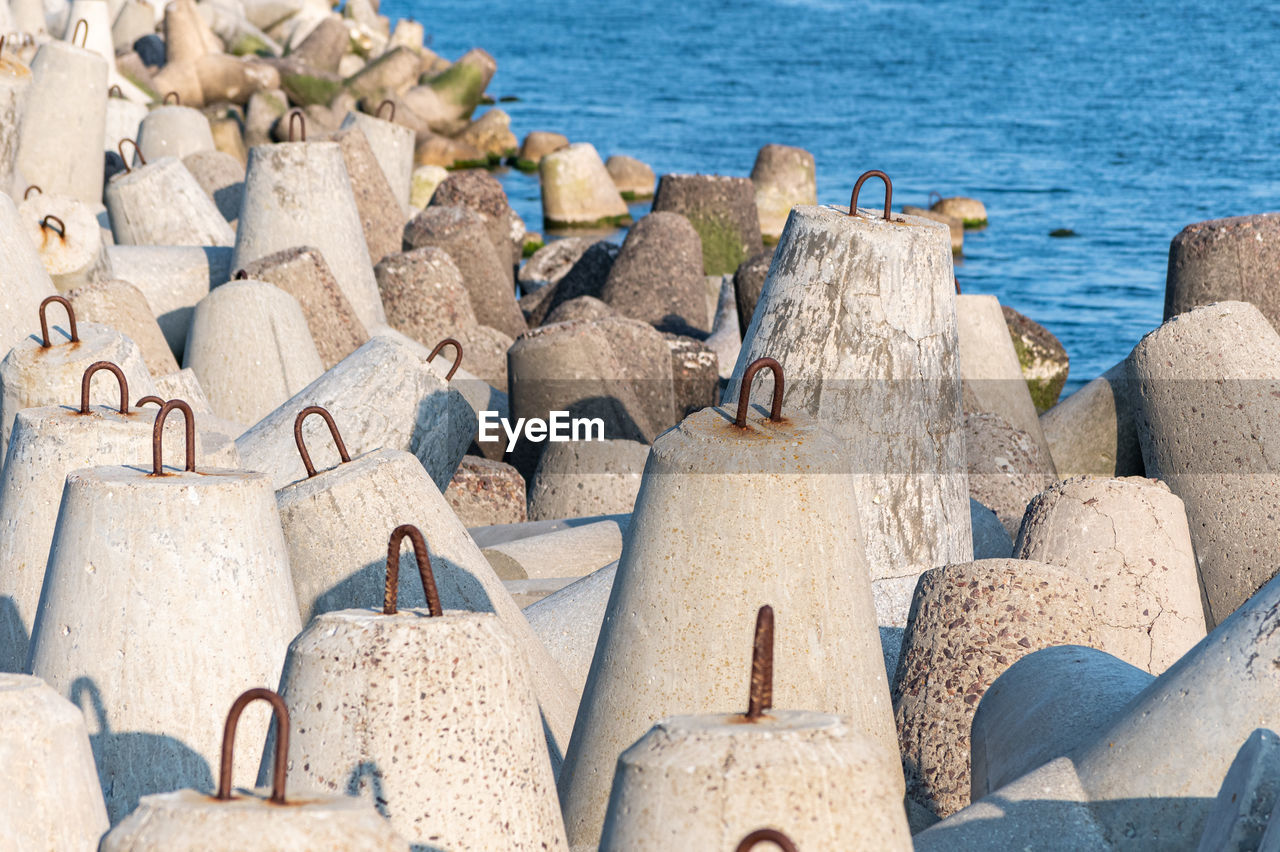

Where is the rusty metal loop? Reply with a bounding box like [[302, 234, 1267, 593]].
[[849, 169, 892, 221], [79, 361, 128, 414], [217, 688, 289, 805], [745, 604, 774, 720], [287, 109, 305, 142], [23, 185, 40, 199], [151, 398, 195, 475], [38, 295, 78, 348], [383, 524, 443, 617], [293, 405, 351, 478], [733, 357, 784, 428], [117, 138, 145, 173], [427, 338, 463, 381], [136, 395, 164, 408], [232, 269, 248, 280], [376, 99, 395, 121], [735, 828, 799, 852], [70, 18, 87, 48], [162, 91, 179, 105], [40, 214, 64, 238], [928, 190, 942, 208], [108, 84, 122, 98]]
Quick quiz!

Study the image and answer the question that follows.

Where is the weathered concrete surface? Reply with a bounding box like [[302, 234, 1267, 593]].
[[135, 105, 216, 162], [332, 126, 405, 265], [970, 497, 1013, 559], [1015, 476, 1206, 673], [931, 196, 988, 227], [1127, 300, 1280, 625], [444, 454, 526, 527], [482, 519, 622, 581], [558, 405, 896, 849], [732, 248, 774, 339], [105, 156, 235, 248], [101, 788, 411, 850], [523, 559, 617, 704], [652, 173, 763, 275], [272, 447, 578, 766], [65, 280, 180, 376], [0, 674, 108, 850], [429, 169, 524, 265], [184, 280, 325, 426], [19, 192, 109, 293], [970, 645, 1153, 800], [341, 110, 414, 213], [234, 140, 387, 331], [17, 41, 107, 204], [236, 334, 474, 492], [1039, 360, 1143, 478], [526, 438, 649, 521], [278, 610, 567, 851], [182, 150, 245, 225], [1196, 728, 1280, 852], [0, 193, 58, 365], [106, 245, 232, 359], [1003, 305, 1070, 412], [29, 465, 301, 824], [892, 559, 1098, 820], [539, 143, 629, 229], [727, 205, 971, 622], [1164, 214, 1280, 331], [519, 236, 591, 293], [965, 411, 1054, 538], [750, 144, 816, 241], [599, 211, 706, 333], [599, 711, 910, 851], [0, 57, 32, 198]]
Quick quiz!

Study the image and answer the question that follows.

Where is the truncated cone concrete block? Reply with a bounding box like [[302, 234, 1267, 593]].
[[237, 334, 474, 491], [183, 150, 245, 225], [444, 454, 525, 527], [105, 156, 236, 248], [239, 245, 370, 370], [931, 196, 988, 228], [17, 41, 107, 204], [599, 211, 707, 334], [0, 193, 59, 364], [28, 464, 302, 823], [0, 674, 108, 849], [18, 192, 109, 293], [233, 141, 387, 331], [727, 205, 971, 618], [519, 236, 591, 293], [102, 788, 411, 850], [917, 558, 1280, 849], [969, 645, 1153, 801], [0, 58, 31, 196], [184, 280, 325, 426], [272, 447, 578, 760], [341, 111, 414, 213], [135, 105, 216, 162], [526, 438, 649, 521], [1015, 476, 1206, 673], [0, 321, 158, 465], [1164, 214, 1280, 330], [892, 559, 1098, 820], [332, 126, 404, 265], [750, 144, 816, 242], [732, 248, 774, 339], [958, 293, 1056, 471], [903, 205, 963, 254], [1197, 729, 1280, 852], [523, 559, 616, 703], [277, 609, 568, 851], [652, 173, 763, 275], [523, 241, 619, 326], [482, 518, 622, 581], [965, 410, 1054, 538], [604, 154, 654, 201], [66, 279, 181, 376], [599, 711, 911, 851], [1127, 300, 1280, 626], [558, 405, 898, 848], [106, 245, 232, 359], [1040, 359, 1142, 478], [539, 143, 630, 229], [429, 169, 524, 266]]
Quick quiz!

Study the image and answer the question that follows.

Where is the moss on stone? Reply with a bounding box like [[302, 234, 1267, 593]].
[[522, 238, 544, 257], [544, 213, 634, 230], [428, 61, 485, 116], [962, 217, 988, 229], [1009, 332, 1067, 413], [690, 213, 749, 276], [761, 232, 779, 247], [281, 73, 342, 107], [229, 33, 271, 57], [511, 157, 539, 173], [1048, 228, 1077, 238], [619, 189, 653, 202]]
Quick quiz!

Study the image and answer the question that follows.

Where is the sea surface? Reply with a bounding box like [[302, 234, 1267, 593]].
[[381, 0, 1280, 393]]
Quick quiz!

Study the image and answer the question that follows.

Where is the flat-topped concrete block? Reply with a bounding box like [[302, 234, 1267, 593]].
[[526, 438, 649, 521], [604, 154, 654, 200], [443, 454, 525, 527], [931, 196, 988, 228], [1003, 306, 1070, 412], [652, 173, 763, 275], [136, 105, 216, 162], [105, 156, 235, 247], [17, 41, 107, 203], [892, 559, 1099, 820], [1165, 214, 1280, 331], [750, 144, 816, 241], [539, 143, 629, 229], [600, 211, 707, 334], [523, 240, 619, 326]]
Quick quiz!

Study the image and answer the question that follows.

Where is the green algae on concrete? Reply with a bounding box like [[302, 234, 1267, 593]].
[[690, 213, 749, 276], [427, 61, 486, 117], [1003, 305, 1069, 412], [281, 73, 342, 107]]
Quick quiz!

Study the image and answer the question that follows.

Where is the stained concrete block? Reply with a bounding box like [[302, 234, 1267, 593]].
[[0, 193, 58, 366], [18, 192, 110, 293], [443, 454, 525, 527], [340, 110, 414, 214], [539, 143, 629, 229], [135, 105, 216, 162], [17, 41, 107, 204], [965, 410, 1054, 538], [652, 173, 762, 275], [750, 144, 816, 241], [332, 126, 404, 265], [599, 211, 706, 334]]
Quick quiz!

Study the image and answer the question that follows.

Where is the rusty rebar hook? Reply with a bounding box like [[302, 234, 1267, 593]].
[[376, 99, 395, 121], [293, 405, 351, 478], [928, 190, 942, 208], [151, 398, 195, 475], [118, 138, 145, 173], [23, 185, 40, 200], [108, 84, 122, 98], [745, 604, 774, 720], [79, 362, 128, 414], [162, 91, 179, 105], [40, 214, 64, 239], [38, 295, 78, 348], [232, 269, 248, 280], [287, 109, 305, 142], [217, 688, 289, 805], [383, 524, 443, 617], [136, 395, 164, 408], [735, 828, 799, 852], [849, 169, 892, 221], [427, 338, 463, 381], [733, 357, 784, 428], [70, 18, 87, 48]]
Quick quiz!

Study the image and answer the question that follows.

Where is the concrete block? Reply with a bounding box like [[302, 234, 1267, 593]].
[[970, 497, 1013, 559], [470, 512, 629, 548], [526, 438, 649, 522], [105, 156, 235, 248], [1039, 360, 1143, 478], [539, 143, 629, 229], [135, 105, 216, 162], [599, 211, 706, 334], [482, 518, 622, 581], [652, 173, 763, 275], [429, 169, 524, 266], [931, 196, 988, 228], [106, 245, 232, 359], [522, 559, 617, 703], [733, 248, 774, 339], [604, 154, 654, 200], [727, 204, 971, 621], [750, 144, 816, 241], [18, 192, 109, 293], [65, 279, 180, 376], [1015, 476, 1206, 673], [518, 236, 591, 293], [523, 240, 618, 326], [0, 57, 32, 197], [443, 454, 525, 527], [17, 41, 107, 204], [182, 150, 245, 225], [704, 272, 742, 378], [1003, 305, 1070, 412], [0, 193, 58, 365], [965, 410, 1054, 537], [665, 333, 719, 417], [331, 126, 404, 265], [340, 111, 414, 214], [1165, 214, 1280, 331], [184, 279, 325, 425]]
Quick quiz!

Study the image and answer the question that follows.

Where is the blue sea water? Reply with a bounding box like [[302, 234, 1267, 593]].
[[380, 0, 1280, 392]]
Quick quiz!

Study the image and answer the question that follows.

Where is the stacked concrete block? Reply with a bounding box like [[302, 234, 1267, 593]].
[[1164, 214, 1280, 329], [105, 156, 235, 248], [65, 280, 180, 377], [750, 144, 816, 242], [0, 194, 58, 367], [652, 173, 763, 275], [526, 438, 649, 521], [106, 245, 232, 358], [17, 41, 107, 204]]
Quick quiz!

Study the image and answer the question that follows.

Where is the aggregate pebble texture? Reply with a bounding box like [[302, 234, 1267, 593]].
[[332, 126, 405, 265], [964, 411, 1054, 538], [599, 211, 708, 334], [1127, 300, 1280, 625], [444, 454, 526, 527], [1014, 476, 1206, 673], [429, 169, 524, 265], [65, 280, 180, 376], [277, 610, 567, 851], [1164, 213, 1280, 331], [891, 558, 1098, 820], [599, 711, 910, 851]]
